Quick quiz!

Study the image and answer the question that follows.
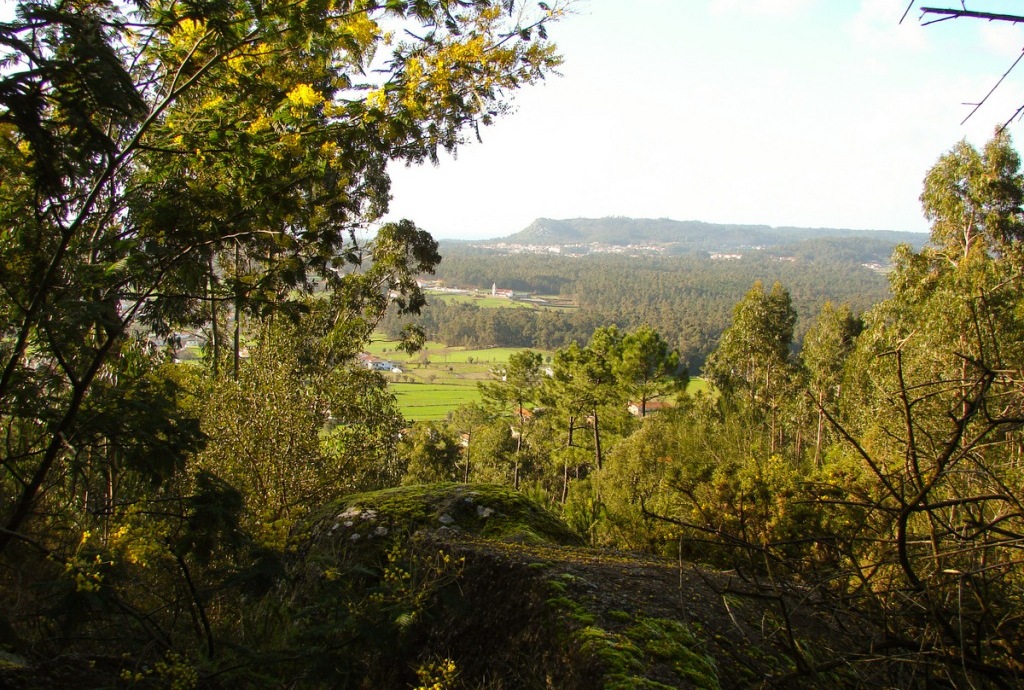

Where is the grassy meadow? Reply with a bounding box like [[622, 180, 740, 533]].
[[365, 337, 536, 420], [366, 336, 710, 422]]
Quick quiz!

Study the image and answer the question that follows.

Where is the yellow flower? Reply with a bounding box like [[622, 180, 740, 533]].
[[169, 18, 207, 51], [286, 84, 324, 109], [366, 88, 388, 111], [345, 14, 380, 48], [248, 115, 272, 134]]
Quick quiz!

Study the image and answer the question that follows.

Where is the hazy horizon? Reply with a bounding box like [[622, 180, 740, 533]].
[[383, 1, 1024, 241]]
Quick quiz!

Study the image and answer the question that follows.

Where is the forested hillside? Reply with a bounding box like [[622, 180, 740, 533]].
[[381, 251, 892, 367]]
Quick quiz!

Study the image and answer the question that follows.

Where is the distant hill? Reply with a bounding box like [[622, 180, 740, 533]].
[[494, 217, 926, 255]]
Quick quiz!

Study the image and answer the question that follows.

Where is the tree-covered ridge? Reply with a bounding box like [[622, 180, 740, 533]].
[[491, 215, 925, 253]]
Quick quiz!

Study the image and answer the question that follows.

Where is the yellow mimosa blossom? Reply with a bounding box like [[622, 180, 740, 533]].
[[287, 84, 324, 109], [366, 88, 387, 111], [169, 18, 207, 51], [345, 14, 380, 47], [248, 115, 271, 134]]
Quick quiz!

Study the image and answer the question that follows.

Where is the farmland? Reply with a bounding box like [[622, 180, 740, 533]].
[[364, 336, 708, 421], [426, 290, 577, 311], [429, 293, 531, 309], [364, 337, 539, 420]]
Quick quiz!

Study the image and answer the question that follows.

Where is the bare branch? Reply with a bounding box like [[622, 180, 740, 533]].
[[900, 1, 917, 25], [920, 7, 1024, 26], [961, 49, 1024, 125]]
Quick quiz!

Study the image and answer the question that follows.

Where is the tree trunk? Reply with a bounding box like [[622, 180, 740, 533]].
[[208, 255, 220, 377], [814, 390, 824, 469], [233, 243, 241, 380]]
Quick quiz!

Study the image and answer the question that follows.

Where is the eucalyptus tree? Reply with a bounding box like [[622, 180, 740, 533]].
[[800, 301, 861, 467], [704, 280, 797, 452], [821, 132, 1024, 684], [920, 132, 1024, 265]]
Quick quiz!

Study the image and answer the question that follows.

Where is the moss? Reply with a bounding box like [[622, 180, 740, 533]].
[[572, 622, 689, 690], [306, 483, 582, 548], [577, 624, 644, 674], [545, 595, 596, 626], [626, 618, 720, 690], [556, 604, 721, 689]]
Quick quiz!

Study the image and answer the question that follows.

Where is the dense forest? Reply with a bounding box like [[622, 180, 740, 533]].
[[380, 251, 893, 367], [3, 0, 1024, 687]]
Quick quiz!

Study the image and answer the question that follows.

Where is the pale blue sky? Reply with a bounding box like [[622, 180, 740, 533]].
[[383, 1, 1024, 239]]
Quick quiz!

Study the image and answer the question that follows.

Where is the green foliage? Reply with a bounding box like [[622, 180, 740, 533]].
[[9, 6, 1024, 681], [0, 0, 566, 678], [704, 280, 799, 456], [705, 280, 796, 399], [801, 301, 862, 466], [0, 0, 565, 541], [400, 423, 463, 484], [478, 349, 544, 487], [920, 131, 1024, 262], [615, 324, 686, 415], [797, 132, 1024, 682], [176, 319, 404, 550]]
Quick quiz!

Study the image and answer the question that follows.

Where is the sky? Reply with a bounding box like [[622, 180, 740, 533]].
[[382, 1, 1024, 240]]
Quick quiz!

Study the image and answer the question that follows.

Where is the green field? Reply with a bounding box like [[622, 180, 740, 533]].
[[391, 382, 482, 421], [430, 293, 532, 309], [365, 337, 528, 368], [364, 337, 539, 420], [366, 336, 710, 421], [426, 291, 577, 311], [686, 377, 712, 396]]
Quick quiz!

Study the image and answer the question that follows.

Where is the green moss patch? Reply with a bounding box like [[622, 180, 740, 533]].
[[308, 482, 583, 548], [552, 602, 720, 689]]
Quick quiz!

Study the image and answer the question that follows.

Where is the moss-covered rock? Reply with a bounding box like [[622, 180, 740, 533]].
[[304, 482, 584, 549], [281, 483, 898, 689]]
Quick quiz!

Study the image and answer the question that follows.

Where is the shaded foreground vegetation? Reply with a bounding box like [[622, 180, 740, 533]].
[[0, 484, 928, 689]]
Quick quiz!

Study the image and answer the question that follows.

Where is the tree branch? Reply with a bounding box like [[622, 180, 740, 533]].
[[920, 8, 1024, 26]]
